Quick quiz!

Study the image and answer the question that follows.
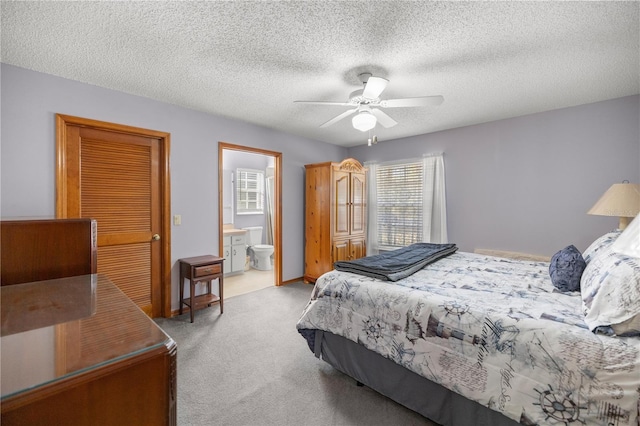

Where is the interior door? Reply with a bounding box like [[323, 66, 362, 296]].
[[56, 114, 171, 318], [218, 142, 283, 288]]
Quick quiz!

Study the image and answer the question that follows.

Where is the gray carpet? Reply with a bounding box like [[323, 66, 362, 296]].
[[155, 282, 435, 426]]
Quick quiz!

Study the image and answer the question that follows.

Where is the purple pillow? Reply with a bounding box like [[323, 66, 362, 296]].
[[549, 245, 586, 292]]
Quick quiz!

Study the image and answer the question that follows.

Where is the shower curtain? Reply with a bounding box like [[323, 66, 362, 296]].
[[265, 176, 274, 245]]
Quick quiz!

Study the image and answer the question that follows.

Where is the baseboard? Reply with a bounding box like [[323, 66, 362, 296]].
[[281, 276, 305, 285]]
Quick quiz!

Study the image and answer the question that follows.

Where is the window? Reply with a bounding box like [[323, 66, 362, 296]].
[[368, 154, 447, 254], [376, 160, 424, 250], [236, 168, 264, 214]]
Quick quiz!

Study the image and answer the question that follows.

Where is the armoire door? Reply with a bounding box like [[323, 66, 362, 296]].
[[349, 237, 367, 260], [350, 172, 366, 235], [332, 239, 350, 263], [56, 114, 171, 318], [333, 170, 350, 238]]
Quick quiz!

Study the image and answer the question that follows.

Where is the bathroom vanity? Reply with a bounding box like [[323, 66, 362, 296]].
[[222, 226, 247, 275]]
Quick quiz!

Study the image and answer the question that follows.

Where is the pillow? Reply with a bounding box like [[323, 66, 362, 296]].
[[580, 247, 640, 336], [611, 315, 640, 337], [549, 245, 586, 292], [582, 230, 622, 264]]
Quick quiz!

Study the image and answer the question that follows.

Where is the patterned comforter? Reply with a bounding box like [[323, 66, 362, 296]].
[[297, 252, 640, 426]]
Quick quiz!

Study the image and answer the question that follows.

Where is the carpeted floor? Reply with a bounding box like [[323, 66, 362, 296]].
[[155, 282, 435, 426]]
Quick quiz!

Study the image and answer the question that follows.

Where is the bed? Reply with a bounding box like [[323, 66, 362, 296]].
[[297, 231, 640, 426]]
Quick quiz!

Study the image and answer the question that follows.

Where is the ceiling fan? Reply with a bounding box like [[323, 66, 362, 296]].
[[294, 73, 444, 132]]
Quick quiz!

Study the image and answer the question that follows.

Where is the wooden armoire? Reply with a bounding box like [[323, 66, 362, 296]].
[[304, 158, 367, 283]]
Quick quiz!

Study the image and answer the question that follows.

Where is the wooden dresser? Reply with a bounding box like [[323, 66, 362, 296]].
[[304, 158, 367, 283], [1, 274, 177, 425], [1, 218, 97, 285], [0, 218, 177, 425]]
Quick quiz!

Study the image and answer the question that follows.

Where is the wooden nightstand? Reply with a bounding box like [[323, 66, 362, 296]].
[[179, 255, 224, 323]]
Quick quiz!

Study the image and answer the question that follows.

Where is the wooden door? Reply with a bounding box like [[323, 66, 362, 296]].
[[56, 115, 171, 318], [332, 170, 350, 238], [332, 239, 350, 263], [350, 172, 366, 235], [349, 237, 366, 260]]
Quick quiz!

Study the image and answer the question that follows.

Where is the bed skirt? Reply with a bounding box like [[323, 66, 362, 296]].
[[313, 329, 520, 426]]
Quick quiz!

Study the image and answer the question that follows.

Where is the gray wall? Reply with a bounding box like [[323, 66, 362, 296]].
[[0, 64, 348, 310], [349, 95, 640, 256], [2, 63, 639, 311]]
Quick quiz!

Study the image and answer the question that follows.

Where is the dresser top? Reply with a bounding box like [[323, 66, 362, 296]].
[[1, 274, 174, 399]]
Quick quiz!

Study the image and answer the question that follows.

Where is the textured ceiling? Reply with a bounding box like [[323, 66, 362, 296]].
[[2, 1, 639, 147]]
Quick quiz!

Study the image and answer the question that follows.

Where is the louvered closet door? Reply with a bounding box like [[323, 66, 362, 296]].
[[80, 128, 161, 316], [59, 125, 162, 317]]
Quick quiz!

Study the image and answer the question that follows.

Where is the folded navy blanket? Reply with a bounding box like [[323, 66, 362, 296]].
[[333, 242, 458, 281]]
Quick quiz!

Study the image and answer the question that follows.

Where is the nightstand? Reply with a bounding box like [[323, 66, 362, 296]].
[[179, 255, 224, 323]]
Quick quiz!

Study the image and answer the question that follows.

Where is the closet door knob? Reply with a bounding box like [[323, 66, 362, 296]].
[[152, 234, 161, 241]]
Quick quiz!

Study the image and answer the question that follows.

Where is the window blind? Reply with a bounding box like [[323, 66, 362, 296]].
[[376, 161, 423, 249]]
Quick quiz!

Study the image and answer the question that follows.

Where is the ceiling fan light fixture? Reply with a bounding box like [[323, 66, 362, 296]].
[[295, 73, 443, 132], [352, 111, 377, 132]]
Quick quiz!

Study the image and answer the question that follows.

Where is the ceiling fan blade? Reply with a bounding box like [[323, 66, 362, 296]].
[[380, 95, 444, 108], [320, 108, 358, 128], [294, 100, 353, 106], [370, 108, 397, 128], [362, 76, 388, 99]]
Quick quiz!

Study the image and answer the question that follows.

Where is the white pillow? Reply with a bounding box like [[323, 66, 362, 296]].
[[582, 230, 621, 264], [611, 214, 640, 257], [581, 247, 640, 336]]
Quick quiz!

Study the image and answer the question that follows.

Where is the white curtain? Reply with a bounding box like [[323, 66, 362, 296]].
[[422, 153, 448, 243], [265, 176, 274, 245], [365, 161, 379, 255]]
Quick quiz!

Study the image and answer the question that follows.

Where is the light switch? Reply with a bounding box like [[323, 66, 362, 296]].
[[173, 214, 182, 226]]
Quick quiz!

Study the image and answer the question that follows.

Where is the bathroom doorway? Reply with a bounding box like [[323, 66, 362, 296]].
[[218, 142, 282, 298]]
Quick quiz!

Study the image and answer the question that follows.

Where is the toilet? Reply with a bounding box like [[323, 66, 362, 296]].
[[242, 226, 274, 271]]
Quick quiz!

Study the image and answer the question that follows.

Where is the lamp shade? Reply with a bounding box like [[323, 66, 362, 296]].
[[588, 183, 640, 229], [352, 111, 376, 132], [612, 214, 640, 257]]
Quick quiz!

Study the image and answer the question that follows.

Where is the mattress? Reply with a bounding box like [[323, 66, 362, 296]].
[[297, 252, 640, 425]]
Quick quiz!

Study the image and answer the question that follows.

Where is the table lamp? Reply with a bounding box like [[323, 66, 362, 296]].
[[588, 182, 640, 230]]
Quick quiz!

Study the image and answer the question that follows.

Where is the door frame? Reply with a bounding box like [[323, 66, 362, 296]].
[[218, 142, 283, 286], [55, 114, 172, 317]]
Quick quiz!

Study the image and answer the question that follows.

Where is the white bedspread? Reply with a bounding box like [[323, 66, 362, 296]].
[[297, 252, 640, 425]]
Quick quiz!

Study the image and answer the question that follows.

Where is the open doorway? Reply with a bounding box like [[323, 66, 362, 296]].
[[218, 142, 282, 298]]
